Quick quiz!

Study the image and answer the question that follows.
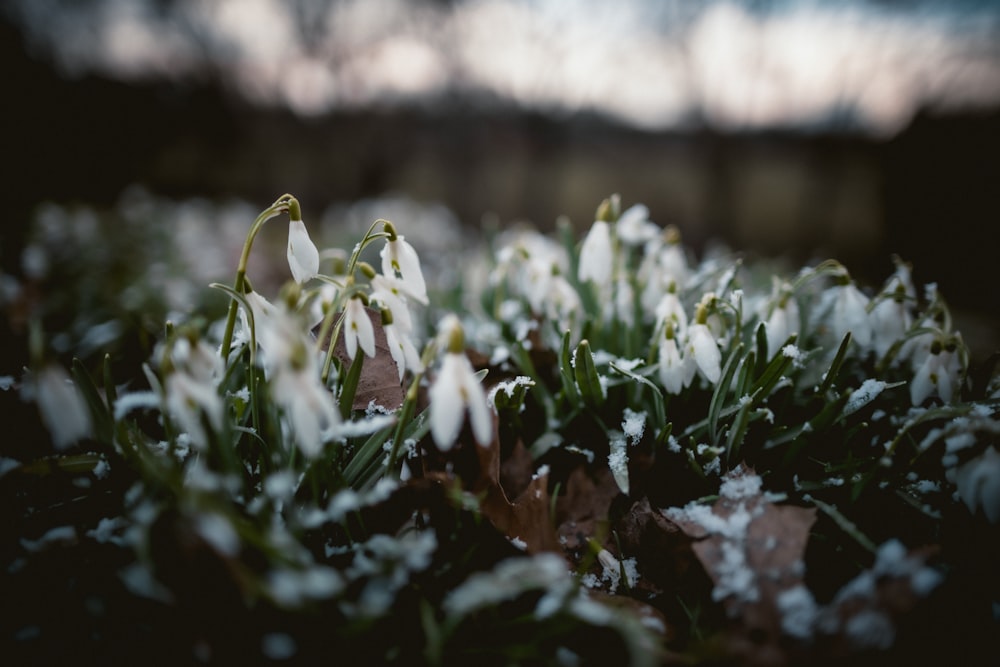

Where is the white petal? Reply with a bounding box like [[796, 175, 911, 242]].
[[689, 324, 722, 384], [33, 365, 92, 450], [578, 221, 612, 285], [658, 338, 685, 395], [381, 236, 428, 304], [287, 219, 320, 284], [462, 364, 494, 447], [909, 353, 937, 405], [428, 355, 466, 450], [344, 300, 376, 359]]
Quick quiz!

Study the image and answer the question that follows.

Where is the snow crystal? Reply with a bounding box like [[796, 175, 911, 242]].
[[21, 525, 77, 552], [444, 554, 569, 617], [261, 633, 297, 660], [608, 437, 630, 495], [113, 390, 159, 420], [776, 585, 818, 639], [264, 470, 299, 501], [667, 435, 682, 453], [945, 431, 976, 454], [0, 375, 15, 390], [621, 408, 646, 445], [92, 457, 110, 480], [843, 379, 888, 416], [712, 540, 758, 604], [845, 609, 895, 650], [0, 457, 21, 477], [510, 536, 527, 551], [719, 470, 763, 501], [533, 464, 550, 480], [781, 344, 802, 361], [86, 516, 129, 546], [195, 513, 240, 556]]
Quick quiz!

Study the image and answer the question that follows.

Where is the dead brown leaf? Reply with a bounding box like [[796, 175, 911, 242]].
[[323, 306, 405, 411]]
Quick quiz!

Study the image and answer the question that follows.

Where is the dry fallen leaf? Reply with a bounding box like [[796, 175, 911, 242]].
[[324, 306, 405, 411], [663, 464, 816, 664]]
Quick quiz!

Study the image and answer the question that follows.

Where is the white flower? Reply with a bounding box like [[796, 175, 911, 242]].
[[657, 325, 694, 395], [165, 372, 223, 451], [343, 298, 376, 360], [615, 203, 658, 246], [29, 364, 91, 450], [164, 335, 225, 450], [687, 323, 722, 385], [577, 220, 612, 286], [384, 321, 423, 382], [765, 296, 799, 358], [614, 277, 635, 326], [653, 287, 687, 337], [370, 274, 414, 333], [287, 218, 320, 284], [829, 277, 872, 350], [952, 447, 1000, 523], [381, 234, 428, 304], [544, 274, 582, 332], [428, 316, 492, 450], [910, 338, 961, 405], [270, 346, 340, 459], [870, 291, 912, 360]]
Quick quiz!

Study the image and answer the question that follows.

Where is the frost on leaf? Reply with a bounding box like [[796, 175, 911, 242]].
[[663, 464, 816, 651]]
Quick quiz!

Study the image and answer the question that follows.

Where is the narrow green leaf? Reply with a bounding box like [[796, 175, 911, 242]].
[[339, 352, 365, 420], [816, 332, 852, 396], [574, 339, 604, 409], [71, 358, 113, 443], [559, 330, 581, 405], [610, 361, 665, 430], [709, 343, 744, 447]]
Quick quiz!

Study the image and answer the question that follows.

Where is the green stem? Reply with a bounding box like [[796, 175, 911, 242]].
[[219, 194, 298, 362]]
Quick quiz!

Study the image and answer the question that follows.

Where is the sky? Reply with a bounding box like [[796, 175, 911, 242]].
[[6, 0, 1000, 136]]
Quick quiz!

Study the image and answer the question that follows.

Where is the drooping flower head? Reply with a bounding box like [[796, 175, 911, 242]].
[[343, 296, 376, 360], [287, 217, 320, 284], [428, 315, 493, 450], [382, 308, 423, 382], [687, 294, 722, 385], [380, 221, 428, 305]]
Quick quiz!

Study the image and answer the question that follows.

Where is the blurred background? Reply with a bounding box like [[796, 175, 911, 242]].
[[1, 0, 999, 366]]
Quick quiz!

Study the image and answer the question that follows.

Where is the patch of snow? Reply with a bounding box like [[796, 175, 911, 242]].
[[777, 585, 818, 639], [844, 379, 888, 416]]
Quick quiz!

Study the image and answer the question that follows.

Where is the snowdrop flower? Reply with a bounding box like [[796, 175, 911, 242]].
[[951, 447, 1000, 523], [428, 315, 492, 450], [163, 334, 225, 450], [615, 203, 658, 246], [380, 222, 428, 305], [287, 218, 320, 284], [165, 371, 223, 451], [249, 299, 339, 458], [765, 285, 799, 358], [910, 336, 962, 405], [544, 273, 582, 333], [577, 219, 613, 286], [269, 339, 340, 459], [343, 297, 376, 360], [370, 273, 414, 333], [653, 283, 688, 338], [614, 276, 636, 326], [28, 363, 91, 450], [640, 226, 690, 312], [382, 310, 423, 382], [658, 321, 695, 395], [871, 282, 912, 360], [687, 297, 722, 384], [828, 270, 872, 350]]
